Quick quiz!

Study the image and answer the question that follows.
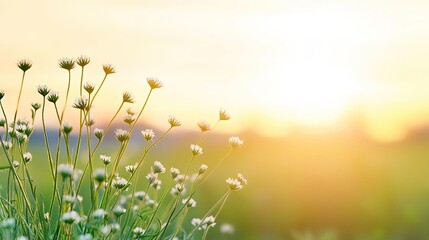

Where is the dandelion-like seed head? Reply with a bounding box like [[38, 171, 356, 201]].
[[83, 82, 95, 94], [23, 152, 32, 163], [62, 122, 73, 135], [153, 161, 165, 174], [31, 102, 41, 111], [197, 121, 211, 132], [61, 211, 81, 224], [47, 91, 59, 103], [226, 177, 243, 191], [37, 85, 50, 97], [199, 164, 208, 175], [170, 167, 180, 179], [133, 227, 146, 237], [182, 198, 197, 208], [94, 168, 105, 182], [122, 91, 134, 103], [0, 90, 5, 100], [147, 77, 163, 89], [168, 115, 181, 128], [229, 136, 244, 148], [115, 129, 130, 142], [94, 128, 104, 140], [103, 64, 116, 75], [219, 109, 231, 121], [17, 59, 32, 72], [58, 164, 74, 179], [100, 155, 111, 165], [141, 129, 155, 141], [112, 177, 128, 189], [72, 97, 88, 110], [58, 58, 75, 71], [125, 164, 137, 174], [113, 205, 126, 217], [76, 55, 90, 67], [190, 144, 203, 156]]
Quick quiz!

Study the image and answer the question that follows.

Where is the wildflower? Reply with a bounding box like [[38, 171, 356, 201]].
[[123, 114, 135, 125], [17, 59, 32, 72], [85, 119, 95, 126], [190, 144, 203, 156], [110, 223, 120, 233], [12, 160, 19, 168], [17, 236, 28, 240], [44, 212, 49, 221], [100, 155, 111, 165], [237, 173, 248, 186], [113, 205, 126, 217], [182, 198, 197, 208], [146, 172, 158, 184], [94, 128, 104, 140], [168, 115, 181, 127], [59, 58, 75, 70], [112, 177, 128, 189], [220, 223, 235, 234], [63, 122, 73, 134], [73, 169, 83, 182], [100, 225, 111, 236], [125, 164, 137, 173], [61, 211, 81, 224], [94, 168, 105, 182], [122, 91, 134, 103], [170, 167, 180, 179], [141, 129, 155, 141], [219, 109, 231, 121], [151, 179, 162, 190], [72, 97, 88, 110], [229, 136, 244, 148], [103, 64, 116, 75], [146, 199, 156, 208], [115, 129, 129, 142], [23, 152, 32, 163], [126, 108, 135, 116], [0, 218, 15, 228], [198, 164, 208, 174], [84, 82, 95, 94], [171, 183, 185, 196], [153, 161, 165, 174], [76, 55, 90, 67], [226, 178, 243, 191], [78, 234, 93, 240], [0, 90, 5, 100], [197, 121, 211, 132], [63, 195, 77, 204], [204, 216, 216, 228], [58, 164, 74, 179], [47, 91, 59, 103], [133, 227, 145, 237], [174, 174, 188, 183], [31, 102, 41, 111], [93, 209, 108, 219], [37, 85, 50, 96], [147, 77, 163, 89], [191, 218, 203, 230]]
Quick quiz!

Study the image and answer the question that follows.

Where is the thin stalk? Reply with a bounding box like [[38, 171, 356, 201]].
[[0, 101, 9, 141], [12, 71, 26, 133], [145, 178, 175, 232]]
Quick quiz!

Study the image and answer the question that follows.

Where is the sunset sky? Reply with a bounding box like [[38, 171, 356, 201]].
[[1, 0, 429, 141]]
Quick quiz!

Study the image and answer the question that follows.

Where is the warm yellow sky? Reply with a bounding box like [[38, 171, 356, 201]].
[[1, 0, 429, 141]]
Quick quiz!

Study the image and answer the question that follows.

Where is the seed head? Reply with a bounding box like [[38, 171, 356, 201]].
[[94, 168, 105, 182], [147, 77, 163, 89], [226, 177, 243, 191], [153, 161, 165, 174], [58, 164, 74, 179], [229, 136, 243, 148], [37, 85, 50, 97], [115, 129, 129, 142], [83, 82, 95, 94], [168, 116, 181, 128], [17, 59, 32, 72], [219, 109, 231, 121], [141, 129, 155, 141], [103, 64, 116, 75], [190, 144, 203, 156], [0, 90, 5, 100], [72, 97, 88, 110], [122, 91, 134, 103], [61, 211, 81, 224], [76, 55, 90, 67], [125, 164, 137, 173], [58, 58, 75, 71], [23, 152, 32, 163], [198, 164, 208, 174], [31, 102, 41, 111], [100, 155, 111, 165], [197, 121, 211, 132], [94, 128, 104, 140]]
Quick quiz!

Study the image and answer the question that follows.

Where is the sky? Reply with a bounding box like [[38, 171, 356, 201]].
[[1, 0, 429, 141]]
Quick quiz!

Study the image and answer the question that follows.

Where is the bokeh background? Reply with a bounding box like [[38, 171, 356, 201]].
[[2, 0, 429, 239]]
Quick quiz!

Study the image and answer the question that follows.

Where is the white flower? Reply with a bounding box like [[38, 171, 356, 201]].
[[44, 212, 49, 221], [23, 152, 32, 163], [151, 179, 162, 190], [113, 205, 126, 217], [100, 225, 111, 236], [62, 122, 73, 134], [170, 167, 180, 179], [229, 136, 243, 148], [100, 155, 111, 165], [0, 218, 15, 228], [141, 129, 155, 141], [17, 237, 28, 240], [58, 164, 74, 179], [78, 233, 93, 240], [220, 223, 235, 234], [125, 164, 137, 173], [153, 161, 165, 174], [182, 198, 197, 208], [198, 164, 208, 174], [219, 109, 231, 121], [226, 178, 243, 191], [133, 227, 146, 237], [115, 129, 130, 142], [168, 116, 181, 127], [2, 140, 12, 150], [197, 121, 211, 132], [12, 160, 19, 168], [134, 191, 146, 201], [237, 173, 248, 186], [203, 216, 216, 228], [61, 211, 81, 224], [93, 209, 108, 219], [147, 77, 163, 89], [63, 195, 77, 204], [191, 218, 203, 230], [94, 128, 104, 140], [112, 177, 128, 189], [94, 168, 105, 182], [146, 172, 158, 183], [170, 183, 185, 196], [190, 144, 203, 156], [110, 223, 120, 233]]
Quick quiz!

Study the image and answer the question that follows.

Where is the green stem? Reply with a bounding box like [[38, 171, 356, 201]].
[[12, 71, 26, 133], [0, 101, 9, 141]]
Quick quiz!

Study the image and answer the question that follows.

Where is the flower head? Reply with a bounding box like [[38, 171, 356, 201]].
[[94, 168, 105, 182], [133, 227, 145, 237], [1, 218, 15, 228], [198, 164, 208, 174], [168, 116, 181, 127], [237, 173, 248, 186], [72, 97, 88, 110], [115, 129, 129, 142], [93, 209, 108, 219], [103, 64, 116, 75], [47, 91, 59, 103], [31, 102, 41, 111], [197, 121, 211, 132], [76, 55, 90, 67], [170, 167, 180, 179], [84, 82, 95, 94], [153, 161, 165, 174], [100, 155, 111, 165], [113, 205, 126, 217], [58, 58, 75, 70], [94, 128, 104, 140], [125, 164, 137, 173], [61, 211, 81, 224], [229, 136, 243, 148], [141, 129, 155, 141], [112, 177, 128, 189], [122, 91, 134, 103], [12, 160, 19, 168], [123, 114, 135, 125], [147, 77, 163, 89], [23, 152, 32, 163], [170, 183, 185, 196], [204, 216, 216, 228], [219, 109, 231, 121], [182, 198, 197, 208], [17, 59, 32, 72], [190, 144, 203, 156], [220, 223, 235, 234], [151, 179, 162, 190], [58, 164, 74, 179], [62, 122, 73, 134], [226, 177, 243, 191], [78, 234, 93, 240], [37, 85, 50, 97], [0, 90, 5, 100], [146, 172, 157, 184]]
